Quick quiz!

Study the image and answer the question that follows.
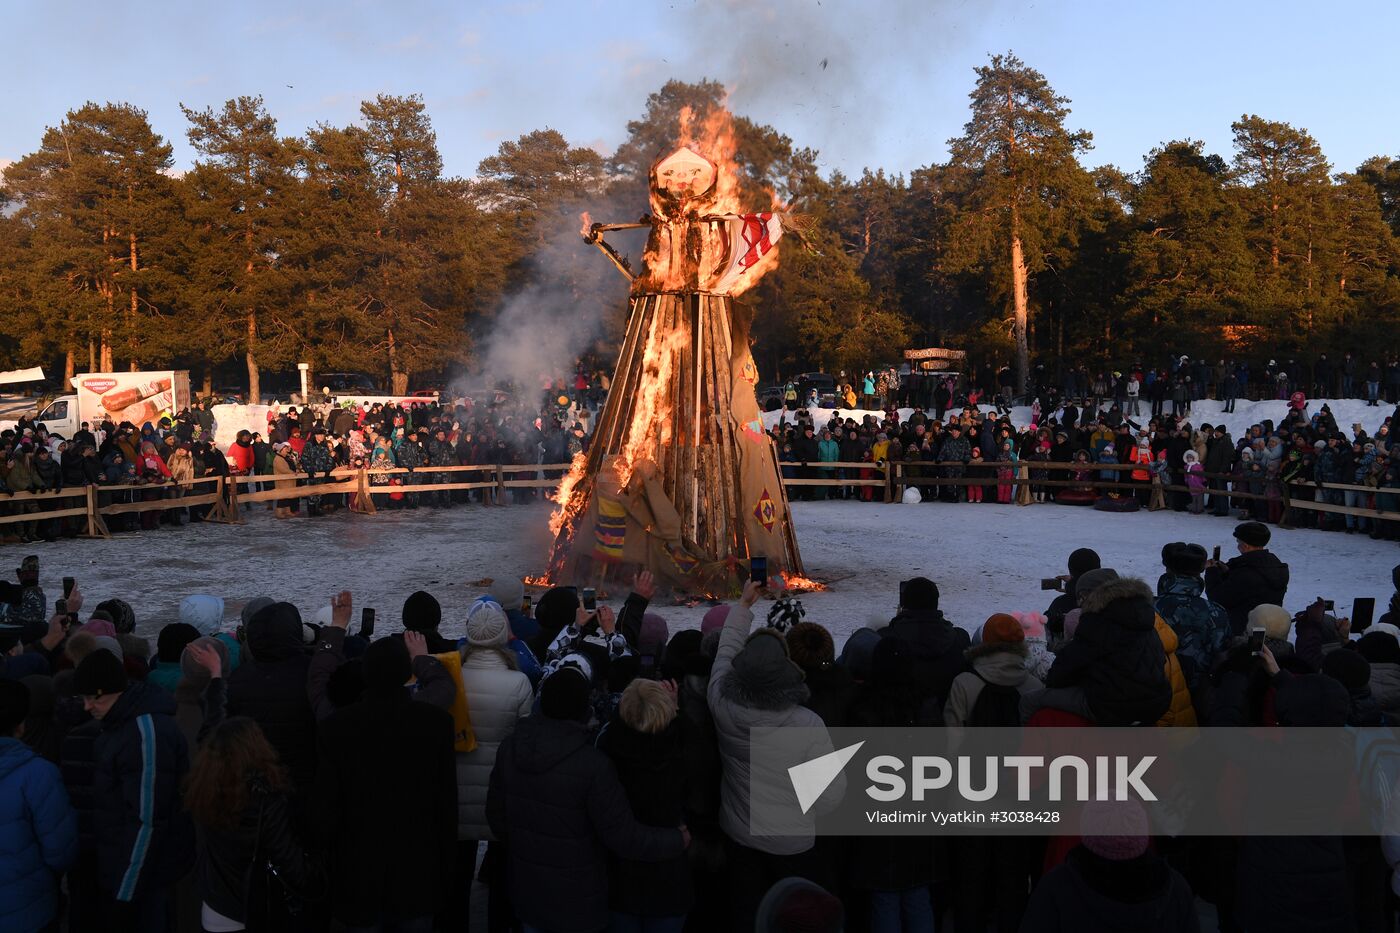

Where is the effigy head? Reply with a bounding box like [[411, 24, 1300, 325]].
[[651, 146, 717, 209]]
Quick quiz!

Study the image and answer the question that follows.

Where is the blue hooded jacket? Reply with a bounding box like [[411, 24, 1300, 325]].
[[0, 737, 78, 933]]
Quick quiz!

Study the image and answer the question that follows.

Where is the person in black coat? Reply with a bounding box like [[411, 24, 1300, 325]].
[[1204, 522, 1290, 636], [1044, 547, 1101, 648], [311, 637, 457, 930], [1043, 574, 1171, 726], [487, 666, 686, 933], [227, 603, 317, 799], [595, 679, 694, 927], [877, 577, 969, 708], [63, 649, 191, 933]]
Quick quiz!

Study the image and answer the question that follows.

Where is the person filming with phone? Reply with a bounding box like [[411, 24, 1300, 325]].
[[1204, 521, 1290, 636]]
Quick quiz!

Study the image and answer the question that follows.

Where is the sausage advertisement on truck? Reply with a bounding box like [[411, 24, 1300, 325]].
[[9, 370, 193, 439]]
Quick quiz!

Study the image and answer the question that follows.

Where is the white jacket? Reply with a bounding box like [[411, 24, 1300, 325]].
[[706, 604, 841, 856], [455, 649, 533, 841]]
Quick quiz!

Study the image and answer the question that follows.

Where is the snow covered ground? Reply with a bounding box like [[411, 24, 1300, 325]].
[[16, 494, 1397, 647], [764, 396, 1395, 441]]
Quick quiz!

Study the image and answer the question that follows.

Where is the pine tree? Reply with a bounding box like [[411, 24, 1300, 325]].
[[181, 96, 296, 402], [942, 53, 1096, 393], [2, 103, 180, 376]]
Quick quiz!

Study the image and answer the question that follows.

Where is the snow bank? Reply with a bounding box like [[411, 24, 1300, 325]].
[[764, 397, 1393, 441], [26, 498, 1396, 648]]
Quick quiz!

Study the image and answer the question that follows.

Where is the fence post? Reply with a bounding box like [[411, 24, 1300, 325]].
[[883, 460, 894, 503], [354, 468, 377, 515], [84, 485, 110, 539], [495, 465, 507, 505]]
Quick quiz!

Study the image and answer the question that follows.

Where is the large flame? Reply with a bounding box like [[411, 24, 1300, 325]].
[[676, 104, 742, 215]]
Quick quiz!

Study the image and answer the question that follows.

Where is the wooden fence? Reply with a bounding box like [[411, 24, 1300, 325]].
[[3, 457, 1396, 542]]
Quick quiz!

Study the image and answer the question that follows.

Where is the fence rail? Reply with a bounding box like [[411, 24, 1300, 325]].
[[3, 457, 1397, 543]]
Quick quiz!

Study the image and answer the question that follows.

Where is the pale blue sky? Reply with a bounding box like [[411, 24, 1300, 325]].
[[3, 0, 1397, 180]]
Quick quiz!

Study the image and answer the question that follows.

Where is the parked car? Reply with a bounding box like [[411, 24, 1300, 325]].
[[756, 384, 784, 412]]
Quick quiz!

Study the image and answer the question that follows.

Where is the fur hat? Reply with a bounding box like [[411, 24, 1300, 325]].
[[786, 622, 835, 672], [402, 590, 442, 633], [1078, 576, 1153, 618], [767, 596, 807, 633], [466, 598, 511, 648], [1248, 604, 1293, 641], [92, 635, 124, 661], [488, 577, 525, 612], [1233, 521, 1271, 548], [1161, 542, 1208, 577]]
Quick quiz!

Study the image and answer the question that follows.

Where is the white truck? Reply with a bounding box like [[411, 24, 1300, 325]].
[[1, 370, 192, 439]]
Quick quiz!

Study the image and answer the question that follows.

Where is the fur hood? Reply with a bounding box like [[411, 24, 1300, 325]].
[[965, 640, 1029, 663], [1079, 576, 1154, 615]]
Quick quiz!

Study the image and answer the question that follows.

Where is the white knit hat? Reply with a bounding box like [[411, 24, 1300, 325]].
[[466, 598, 510, 648]]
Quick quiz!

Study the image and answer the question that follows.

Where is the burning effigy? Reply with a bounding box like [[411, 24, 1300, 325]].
[[544, 107, 804, 595]]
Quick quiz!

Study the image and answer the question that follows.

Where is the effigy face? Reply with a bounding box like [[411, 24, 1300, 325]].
[[653, 147, 716, 203]]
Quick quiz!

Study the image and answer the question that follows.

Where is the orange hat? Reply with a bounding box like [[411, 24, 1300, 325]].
[[982, 613, 1025, 646]]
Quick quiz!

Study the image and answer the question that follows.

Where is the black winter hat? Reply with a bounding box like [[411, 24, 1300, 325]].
[[73, 648, 129, 698], [402, 591, 442, 633], [1357, 631, 1400, 666], [540, 666, 591, 721], [1392, 564, 1400, 593], [156, 622, 201, 664], [1274, 674, 1349, 727], [0, 679, 30, 735], [362, 636, 412, 690], [1161, 542, 1208, 577], [1067, 547, 1101, 579], [1233, 521, 1271, 548], [901, 577, 939, 612], [325, 658, 365, 709], [534, 587, 581, 636], [1321, 649, 1372, 694]]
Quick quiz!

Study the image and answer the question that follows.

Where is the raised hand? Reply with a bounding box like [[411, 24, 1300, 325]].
[[632, 570, 657, 602], [330, 591, 353, 630], [404, 630, 428, 660]]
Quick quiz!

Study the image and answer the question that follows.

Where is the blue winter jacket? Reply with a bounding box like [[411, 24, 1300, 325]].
[[0, 738, 78, 933], [89, 683, 191, 901], [1155, 574, 1232, 683]]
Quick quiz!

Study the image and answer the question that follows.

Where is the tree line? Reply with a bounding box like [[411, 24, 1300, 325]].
[[2, 53, 1398, 397]]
